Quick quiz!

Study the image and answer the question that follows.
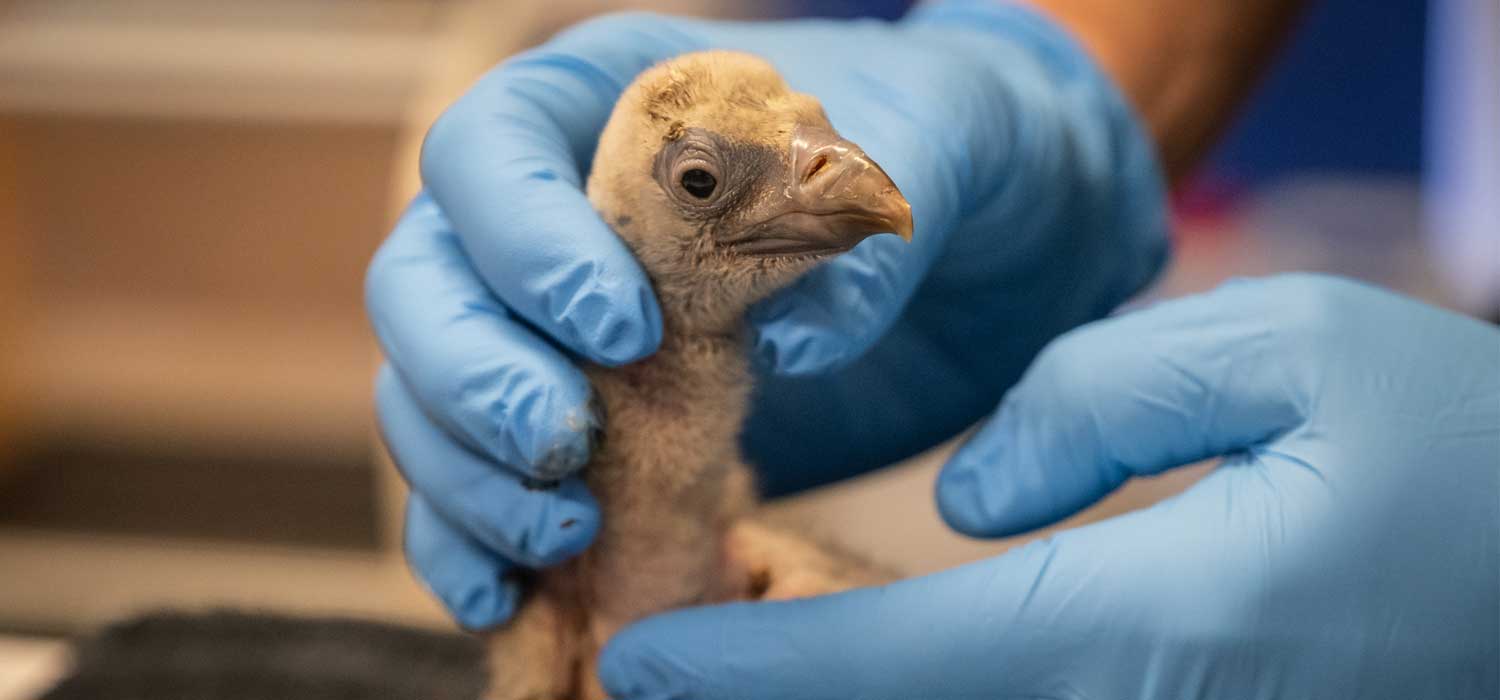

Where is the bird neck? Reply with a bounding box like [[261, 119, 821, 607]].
[[649, 271, 763, 340], [584, 318, 753, 498], [576, 322, 757, 626]]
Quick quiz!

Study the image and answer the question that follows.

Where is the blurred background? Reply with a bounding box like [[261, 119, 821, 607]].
[[0, 0, 1492, 695]]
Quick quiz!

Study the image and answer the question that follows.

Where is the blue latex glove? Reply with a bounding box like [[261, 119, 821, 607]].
[[599, 274, 1500, 699], [365, 1, 1166, 628]]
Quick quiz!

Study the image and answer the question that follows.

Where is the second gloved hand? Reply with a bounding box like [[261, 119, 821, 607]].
[[366, 1, 1167, 628], [599, 275, 1500, 699]]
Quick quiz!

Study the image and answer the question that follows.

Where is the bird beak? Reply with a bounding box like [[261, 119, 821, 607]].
[[731, 125, 913, 257]]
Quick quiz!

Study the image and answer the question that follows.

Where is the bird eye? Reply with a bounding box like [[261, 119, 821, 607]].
[[680, 168, 717, 199], [656, 139, 726, 208]]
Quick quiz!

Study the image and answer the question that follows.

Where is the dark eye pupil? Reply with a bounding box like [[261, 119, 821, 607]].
[[680, 168, 717, 199]]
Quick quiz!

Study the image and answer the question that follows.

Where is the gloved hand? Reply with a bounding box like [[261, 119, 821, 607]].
[[598, 274, 1500, 699], [365, 1, 1167, 628]]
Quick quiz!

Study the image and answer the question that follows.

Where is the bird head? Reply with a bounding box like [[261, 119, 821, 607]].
[[588, 50, 913, 335]]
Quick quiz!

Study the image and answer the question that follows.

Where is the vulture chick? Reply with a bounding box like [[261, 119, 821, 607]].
[[487, 50, 913, 700]]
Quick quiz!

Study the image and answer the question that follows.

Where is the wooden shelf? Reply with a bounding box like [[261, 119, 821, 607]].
[[19, 299, 375, 455], [0, 2, 432, 632], [0, 0, 443, 124], [0, 0, 746, 634]]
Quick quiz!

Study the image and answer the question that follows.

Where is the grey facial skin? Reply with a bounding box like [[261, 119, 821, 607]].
[[652, 126, 913, 257]]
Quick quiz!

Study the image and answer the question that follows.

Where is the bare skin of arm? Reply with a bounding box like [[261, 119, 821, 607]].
[[1032, 0, 1308, 182]]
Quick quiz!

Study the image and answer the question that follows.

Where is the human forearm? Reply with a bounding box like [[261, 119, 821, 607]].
[[1030, 0, 1306, 181]]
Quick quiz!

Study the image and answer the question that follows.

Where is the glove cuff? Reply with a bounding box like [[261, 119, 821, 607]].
[[905, 1, 1107, 89], [905, 0, 1172, 310]]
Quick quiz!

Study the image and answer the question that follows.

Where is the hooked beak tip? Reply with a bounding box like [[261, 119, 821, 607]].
[[888, 197, 915, 242]]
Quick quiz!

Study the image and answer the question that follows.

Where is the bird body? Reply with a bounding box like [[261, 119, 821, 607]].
[[579, 331, 756, 628], [484, 51, 911, 700]]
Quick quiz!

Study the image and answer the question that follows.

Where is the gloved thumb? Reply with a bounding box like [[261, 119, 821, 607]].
[[936, 278, 1311, 537]]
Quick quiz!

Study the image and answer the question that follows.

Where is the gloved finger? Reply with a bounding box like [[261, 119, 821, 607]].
[[405, 494, 519, 630], [599, 491, 1242, 700], [376, 365, 599, 568], [936, 277, 1312, 537], [419, 15, 702, 366], [367, 193, 597, 479], [749, 231, 937, 376]]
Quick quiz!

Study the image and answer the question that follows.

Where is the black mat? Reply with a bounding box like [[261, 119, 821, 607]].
[[39, 611, 486, 700]]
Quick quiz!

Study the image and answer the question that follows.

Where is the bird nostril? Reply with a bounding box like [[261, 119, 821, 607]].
[[803, 154, 829, 183]]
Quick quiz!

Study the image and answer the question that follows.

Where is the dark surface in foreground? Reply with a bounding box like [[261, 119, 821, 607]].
[[40, 610, 485, 700]]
